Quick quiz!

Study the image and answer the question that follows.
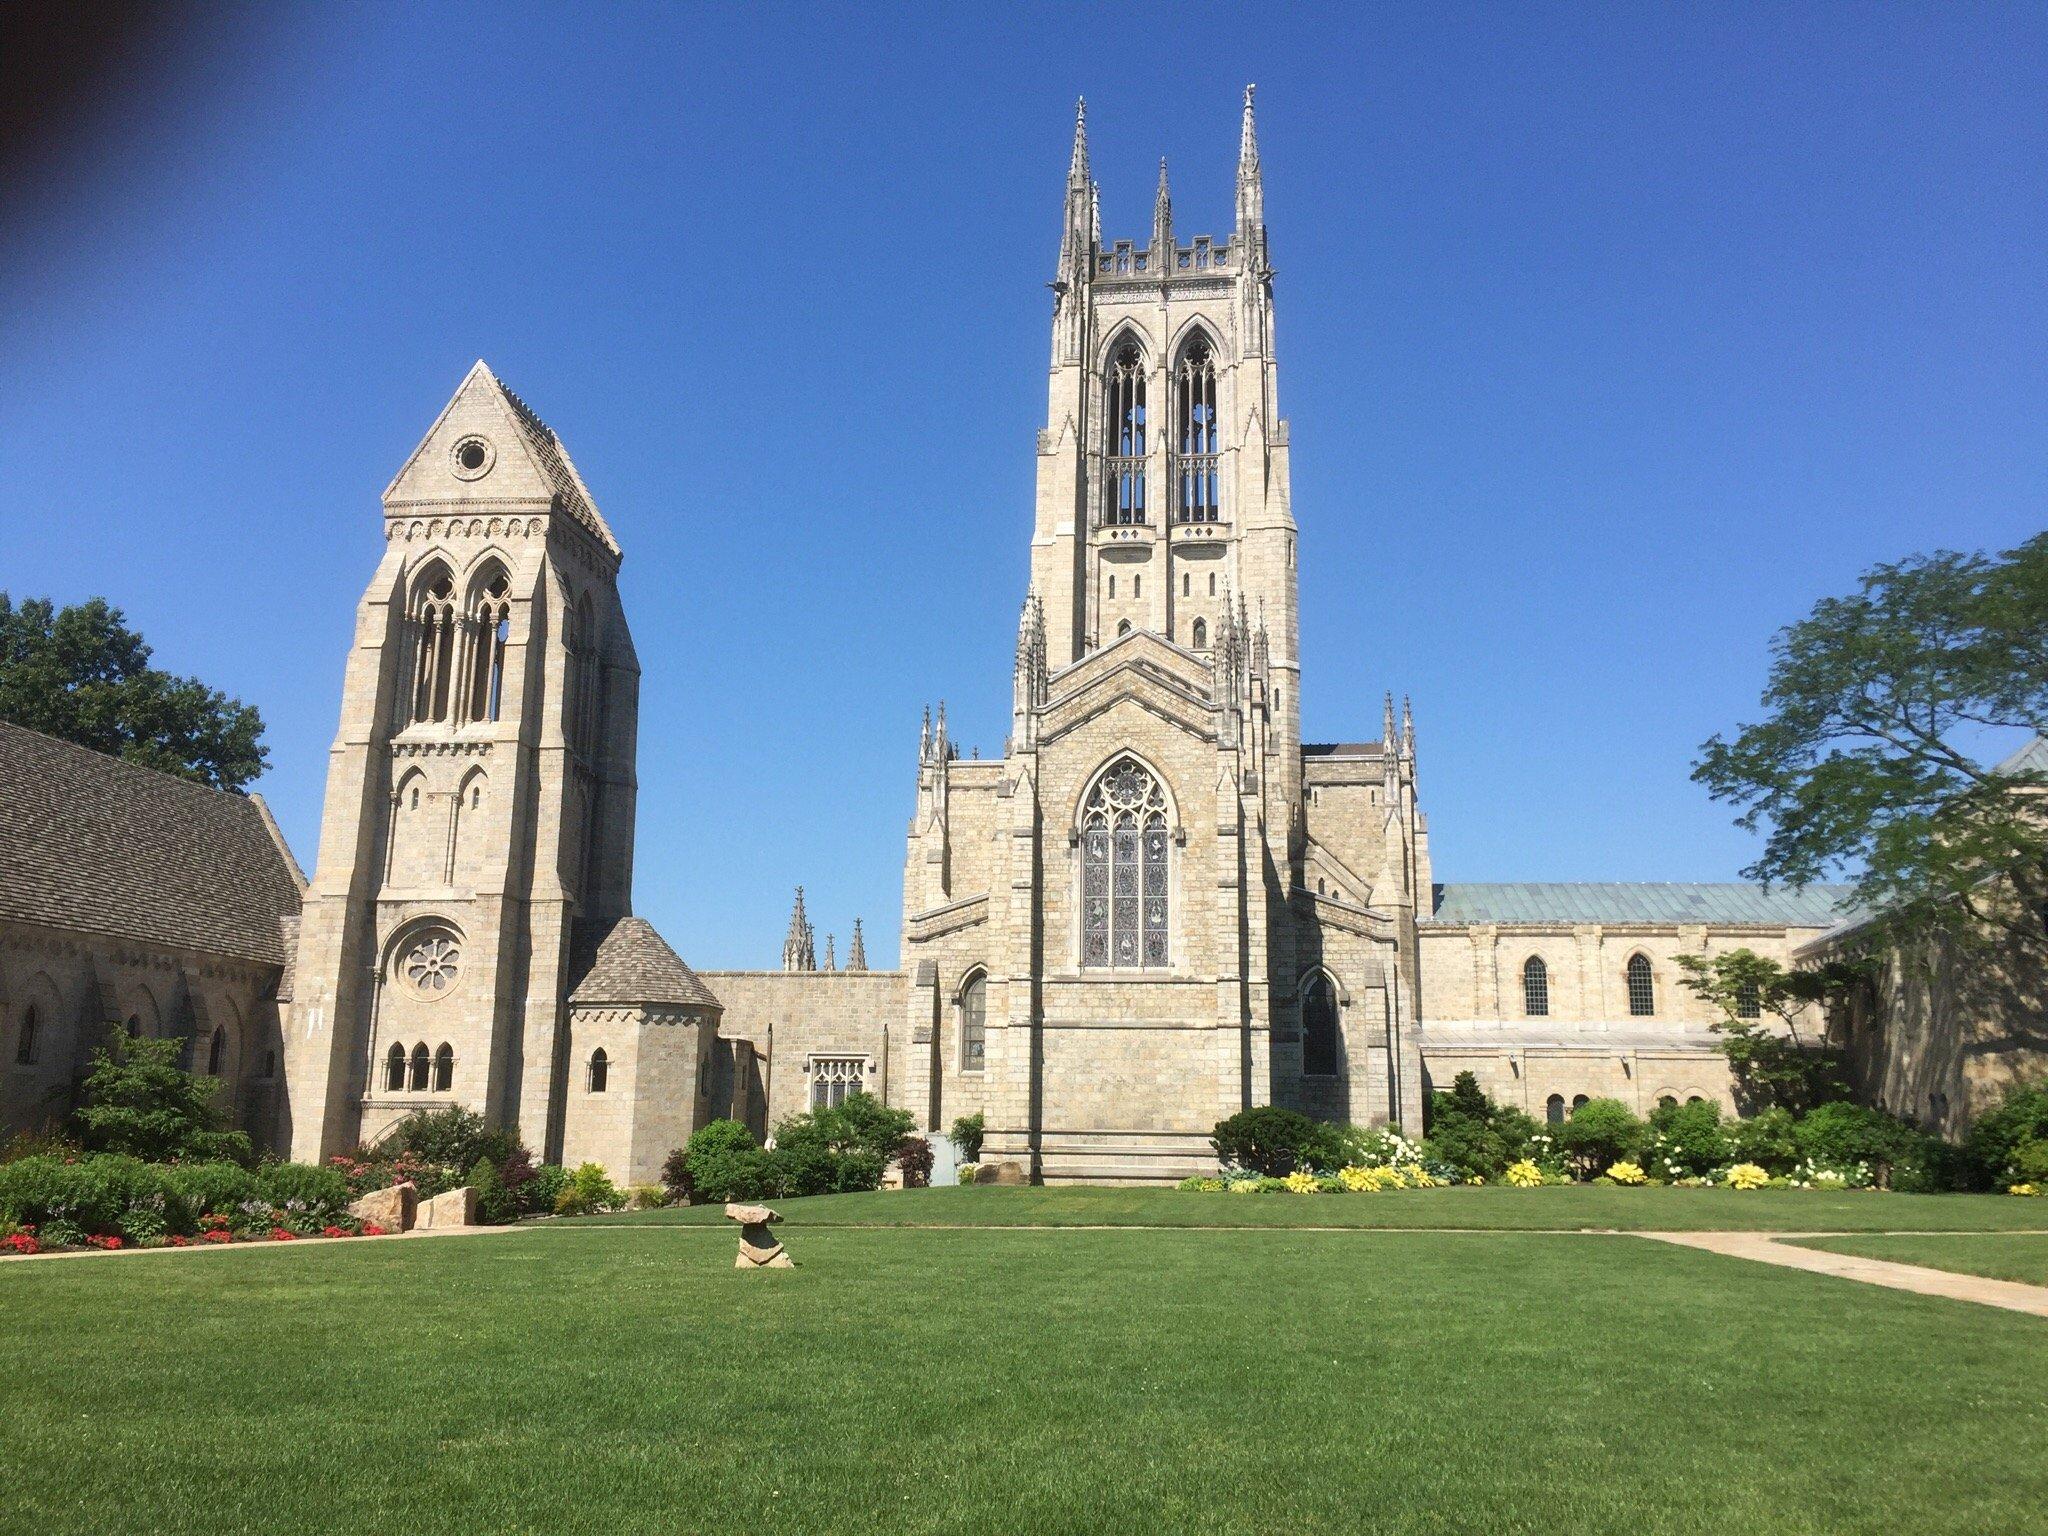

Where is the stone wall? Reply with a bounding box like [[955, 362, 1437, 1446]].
[[698, 971, 908, 1130]]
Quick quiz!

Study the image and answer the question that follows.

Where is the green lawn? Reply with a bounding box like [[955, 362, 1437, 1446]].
[[1791, 1233, 2048, 1287], [573, 1182, 2048, 1233], [3, 1220, 2045, 1534]]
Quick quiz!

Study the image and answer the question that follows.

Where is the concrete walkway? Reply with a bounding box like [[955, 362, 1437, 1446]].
[[1639, 1230, 2048, 1318]]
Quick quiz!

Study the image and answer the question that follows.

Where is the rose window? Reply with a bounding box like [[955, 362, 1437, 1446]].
[[403, 931, 462, 995]]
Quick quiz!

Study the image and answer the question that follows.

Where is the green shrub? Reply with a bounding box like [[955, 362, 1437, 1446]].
[[833, 1151, 886, 1193], [1645, 1100, 1729, 1180], [554, 1163, 623, 1216], [665, 1119, 760, 1204], [257, 1162, 351, 1221], [1792, 1101, 1919, 1174], [1210, 1106, 1328, 1176], [1418, 1073, 1539, 1180], [1966, 1086, 2048, 1189], [686, 1148, 783, 1203], [2011, 1139, 2048, 1185], [628, 1184, 667, 1210], [522, 1163, 568, 1215], [777, 1094, 916, 1166], [1727, 1107, 1799, 1173], [69, 1032, 254, 1167], [1556, 1099, 1644, 1177], [950, 1112, 985, 1162], [469, 1158, 515, 1224]]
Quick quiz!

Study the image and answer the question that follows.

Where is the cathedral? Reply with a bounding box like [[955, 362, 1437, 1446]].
[[6, 91, 1897, 1187]]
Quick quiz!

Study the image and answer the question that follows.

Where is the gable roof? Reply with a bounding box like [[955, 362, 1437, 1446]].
[[0, 722, 304, 967], [1426, 882, 1858, 928], [1993, 735, 2048, 778], [383, 360, 619, 557], [569, 916, 721, 1009]]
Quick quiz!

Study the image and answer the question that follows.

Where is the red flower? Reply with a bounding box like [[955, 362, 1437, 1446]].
[[85, 1234, 123, 1250], [201, 1229, 233, 1244], [321, 1225, 348, 1239], [168, 1234, 191, 1247], [2, 1232, 40, 1256], [362, 1223, 386, 1237], [269, 1228, 296, 1242]]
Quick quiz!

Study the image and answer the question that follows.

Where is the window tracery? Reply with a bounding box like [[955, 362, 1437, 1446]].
[[1174, 335, 1219, 522], [1104, 340, 1147, 526], [467, 569, 511, 723], [1081, 757, 1169, 968], [399, 927, 462, 998], [408, 567, 458, 724], [960, 972, 986, 1071]]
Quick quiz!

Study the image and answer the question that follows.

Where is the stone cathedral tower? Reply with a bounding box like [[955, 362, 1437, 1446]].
[[284, 363, 640, 1162], [897, 92, 1427, 1184]]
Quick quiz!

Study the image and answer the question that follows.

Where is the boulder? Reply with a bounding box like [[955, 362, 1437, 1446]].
[[347, 1180, 417, 1233], [418, 1186, 477, 1229], [975, 1161, 1027, 1187]]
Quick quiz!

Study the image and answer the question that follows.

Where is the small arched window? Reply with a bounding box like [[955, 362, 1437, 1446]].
[[588, 1048, 609, 1094], [408, 1042, 431, 1092], [1545, 1093, 1565, 1125], [1104, 339, 1147, 526], [1571, 1094, 1590, 1112], [1191, 617, 1208, 649], [1174, 334, 1219, 522], [1625, 954, 1655, 1017], [1301, 972, 1339, 1077], [263, 1049, 277, 1080], [1080, 756, 1170, 968], [125, 1014, 141, 1038], [960, 972, 987, 1071], [467, 567, 512, 723], [432, 1043, 454, 1092], [409, 566, 458, 724], [1735, 978, 1761, 1019], [1522, 956, 1549, 1017], [15, 1005, 38, 1066], [384, 1043, 407, 1093], [206, 1027, 226, 1076], [1658, 1095, 1678, 1110]]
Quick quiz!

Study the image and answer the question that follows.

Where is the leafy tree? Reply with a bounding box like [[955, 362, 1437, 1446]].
[[70, 1031, 253, 1166], [0, 593, 267, 790], [949, 1111, 985, 1162], [1673, 949, 1864, 1113], [777, 1092, 917, 1167], [1421, 1072, 1539, 1180], [1694, 534, 2048, 948], [1644, 1098, 1729, 1179]]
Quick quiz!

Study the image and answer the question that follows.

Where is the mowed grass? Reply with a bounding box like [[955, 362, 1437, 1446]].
[[1792, 1233, 2048, 1287], [574, 1182, 2048, 1232], [3, 1223, 2046, 1535]]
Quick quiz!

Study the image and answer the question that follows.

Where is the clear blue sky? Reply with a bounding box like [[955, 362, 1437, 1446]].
[[3, 5, 2043, 969]]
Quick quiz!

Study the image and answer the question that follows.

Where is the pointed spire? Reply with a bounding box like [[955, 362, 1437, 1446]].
[[1068, 97, 1089, 187], [1402, 695, 1416, 757], [847, 919, 868, 973], [1383, 691, 1397, 746], [1235, 83, 1265, 242], [1153, 157, 1173, 252], [823, 933, 836, 972], [1090, 179, 1102, 245], [782, 886, 816, 972], [920, 705, 932, 764]]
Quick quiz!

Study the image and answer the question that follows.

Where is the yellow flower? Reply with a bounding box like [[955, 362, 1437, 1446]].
[[1606, 1161, 1646, 1185], [1504, 1160, 1543, 1188], [2008, 1183, 2038, 1197], [1283, 1169, 1320, 1194], [1726, 1163, 1769, 1190]]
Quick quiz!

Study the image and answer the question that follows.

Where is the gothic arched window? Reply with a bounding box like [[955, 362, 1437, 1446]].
[[1191, 617, 1208, 650], [1301, 972, 1339, 1077], [433, 1043, 454, 1092], [409, 565, 458, 725], [1080, 757, 1169, 968], [1522, 956, 1549, 1017], [1625, 953, 1655, 1017], [15, 1005, 37, 1066], [384, 1043, 406, 1093], [1174, 334, 1219, 522], [206, 1027, 226, 1076], [959, 971, 986, 1071], [467, 567, 512, 723], [1104, 340, 1147, 526], [408, 1042, 431, 1092], [588, 1048, 609, 1094]]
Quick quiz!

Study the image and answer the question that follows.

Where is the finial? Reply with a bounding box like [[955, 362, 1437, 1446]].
[[1068, 96, 1089, 185], [1090, 179, 1102, 244], [847, 918, 868, 973], [1240, 84, 1260, 169], [1383, 691, 1397, 742], [823, 934, 836, 972]]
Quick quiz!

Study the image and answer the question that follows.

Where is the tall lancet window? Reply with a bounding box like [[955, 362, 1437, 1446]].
[[1174, 335, 1219, 522], [1080, 756, 1169, 968], [409, 568, 458, 724], [1104, 340, 1147, 526], [467, 568, 512, 723]]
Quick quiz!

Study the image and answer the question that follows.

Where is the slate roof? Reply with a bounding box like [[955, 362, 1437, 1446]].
[[0, 721, 304, 967], [1302, 742, 1384, 757], [570, 916, 721, 1009], [1426, 882, 1857, 928], [491, 366, 620, 556]]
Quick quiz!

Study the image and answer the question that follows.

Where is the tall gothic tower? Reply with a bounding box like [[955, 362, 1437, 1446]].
[[1030, 88, 1301, 811], [284, 363, 639, 1162]]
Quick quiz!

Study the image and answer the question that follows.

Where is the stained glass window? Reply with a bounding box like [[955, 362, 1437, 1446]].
[[960, 973, 987, 1070], [1081, 757, 1169, 968], [1522, 956, 1549, 1017]]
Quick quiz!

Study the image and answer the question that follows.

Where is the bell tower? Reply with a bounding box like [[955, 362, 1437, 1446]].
[[1028, 87, 1300, 809], [284, 363, 639, 1163]]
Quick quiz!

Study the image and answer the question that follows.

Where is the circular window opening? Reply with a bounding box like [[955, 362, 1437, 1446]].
[[400, 928, 463, 997], [450, 436, 495, 480]]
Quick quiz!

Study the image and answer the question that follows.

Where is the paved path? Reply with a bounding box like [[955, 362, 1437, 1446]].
[[1639, 1230, 2048, 1318]]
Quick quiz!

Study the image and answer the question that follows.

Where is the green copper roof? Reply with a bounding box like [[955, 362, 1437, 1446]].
[[1426, 882, 1858, 927]]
